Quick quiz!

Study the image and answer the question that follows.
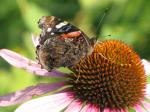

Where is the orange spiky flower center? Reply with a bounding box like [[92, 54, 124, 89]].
[[67, 40, 146, 110]]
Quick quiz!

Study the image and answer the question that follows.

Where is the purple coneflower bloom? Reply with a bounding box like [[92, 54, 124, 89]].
[[0, 36, 150, 112]]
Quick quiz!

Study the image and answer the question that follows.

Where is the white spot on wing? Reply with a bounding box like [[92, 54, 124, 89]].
[[51, 32, 54, 35], [47, 28, 52, 32], [55, 22, 67, 29]]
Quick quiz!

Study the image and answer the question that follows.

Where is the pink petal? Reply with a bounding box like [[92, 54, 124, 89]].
[[120, 109, 127, 112], [142, 59, 150, 75], [0, 82, 65, 106], [33, 69, 65, 77], [142, 101, 150, 111], [116, 109, 127, 112], [90, 105, 99, 112], [81, 104, 99, 112], [104, 108, 127, 112], [0, 49, 65, 77], [134, 105, 146, 112], [32, 34, 39, 47], [81, 104, 92, 112], [64, 100, 82, 112], [104, 108, 111, 112], [15, 92, 73, 112]]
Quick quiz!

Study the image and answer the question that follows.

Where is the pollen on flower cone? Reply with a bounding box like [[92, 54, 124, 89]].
[[68, 40, 146, 110]]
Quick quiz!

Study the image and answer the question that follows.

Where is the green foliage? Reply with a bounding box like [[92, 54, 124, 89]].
[[0, 0, 150, 112]]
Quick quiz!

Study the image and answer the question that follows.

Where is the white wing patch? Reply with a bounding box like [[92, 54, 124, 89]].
[[55, 22, 67, 29], [47, 28, 52, 32]]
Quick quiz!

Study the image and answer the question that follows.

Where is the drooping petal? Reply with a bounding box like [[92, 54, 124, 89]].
[[0, 49, 35, 68], [0, 49, 65, 77], [15, 92, 73, 112], [32, 34, 39, 47], [0, 82, 65, 106], [64, 100, 82, 112], [142, 59, 150, 75]]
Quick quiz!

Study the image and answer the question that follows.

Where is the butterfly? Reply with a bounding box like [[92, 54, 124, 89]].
[[36, 16, 96, 71]]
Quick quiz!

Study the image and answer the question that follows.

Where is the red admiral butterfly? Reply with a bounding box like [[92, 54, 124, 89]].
[[36, 16, 95, 71]]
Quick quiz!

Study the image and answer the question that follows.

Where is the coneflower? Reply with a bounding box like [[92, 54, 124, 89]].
[[0, 36, 150, 112]]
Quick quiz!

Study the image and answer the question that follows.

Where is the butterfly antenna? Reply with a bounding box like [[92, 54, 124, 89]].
[[95, 8, 110, 40]]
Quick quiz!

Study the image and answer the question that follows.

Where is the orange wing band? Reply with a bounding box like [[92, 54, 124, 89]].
[[61, 31, 81, 38]]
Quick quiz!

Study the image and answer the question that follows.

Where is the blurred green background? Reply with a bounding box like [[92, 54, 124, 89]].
[[0, 0, 150, 112]]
